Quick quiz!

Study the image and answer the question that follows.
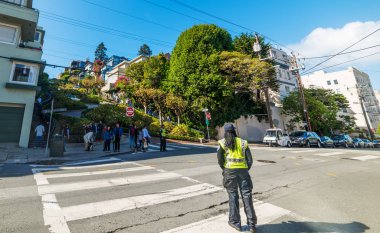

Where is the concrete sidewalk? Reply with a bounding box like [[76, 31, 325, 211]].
[[0, 140, 135, 164]]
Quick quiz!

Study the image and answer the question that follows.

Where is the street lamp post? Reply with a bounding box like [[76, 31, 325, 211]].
[[202, 108, 210, 141]]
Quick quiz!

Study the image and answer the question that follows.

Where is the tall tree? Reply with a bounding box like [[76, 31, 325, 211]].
[[138, 44, 152, 57], [165, 93, 187, 125], [94, 42, 108, 63], [143, 53, 169, 88], [233, 33, 270, 58], [166, 24, 237, 127], [282, 88, 356, 135]]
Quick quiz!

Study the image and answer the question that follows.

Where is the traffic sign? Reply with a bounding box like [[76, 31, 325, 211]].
[[206, 112, 211, 120], [126, 107, 134, 117]]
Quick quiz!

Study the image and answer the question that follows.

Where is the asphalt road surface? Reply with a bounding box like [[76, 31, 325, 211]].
[[1, 142, 379, 233]]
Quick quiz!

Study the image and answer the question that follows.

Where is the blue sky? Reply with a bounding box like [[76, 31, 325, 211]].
[[34, 0, 380, 90]]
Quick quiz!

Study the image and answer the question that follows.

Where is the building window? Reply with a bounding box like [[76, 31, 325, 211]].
[[4, 0, 23, 5], [0, 23, 18, 44], [285, 86, 290, 93], [10, 63, 38, 85], [333, 80, 338, 84], [327, 80, 331, 85], [34, 31, 41, 42]]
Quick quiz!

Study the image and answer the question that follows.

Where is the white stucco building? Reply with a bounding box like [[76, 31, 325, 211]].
[[301, 67, 380, 131], [217, 48, 299, 142], [101, 55, 147, 92]]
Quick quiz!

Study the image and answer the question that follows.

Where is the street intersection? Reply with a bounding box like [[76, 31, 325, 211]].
[[1, 143, 379, 233]]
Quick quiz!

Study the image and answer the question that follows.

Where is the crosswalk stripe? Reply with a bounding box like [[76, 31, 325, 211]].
[[349, 155, 379, 161], [165, 144, 190, 149], [38, 172, 182, 195], [41, 194, 71, 233], [62, 183, 222, 221], [291, 149, 318, 153], [315, 152, 345, 156], [43, 166, 154, 179], [32, 161, 136, 172], [149, 144, 175, 151], [160, 201, 291, 233], [62, 157, 121, 166]]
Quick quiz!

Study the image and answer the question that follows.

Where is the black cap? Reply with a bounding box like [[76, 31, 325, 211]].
[[224, 123, 235, 132]]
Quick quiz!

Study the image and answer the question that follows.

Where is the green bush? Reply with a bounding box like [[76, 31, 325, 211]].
[[170, 124, 190, 136], [54, 114, 91, 143], [163, 121, 175, 132], [148, 120, 161, 136], [80, 94, 100, 104]]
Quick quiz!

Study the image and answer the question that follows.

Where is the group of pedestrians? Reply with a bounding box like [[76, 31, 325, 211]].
[[102, 123, 123, 152], [128, 124, 153, 152]]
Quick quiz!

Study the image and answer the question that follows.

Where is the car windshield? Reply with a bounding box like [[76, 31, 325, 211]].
[[332, 135, 344, 140], [265, 131, 277, 137], [290, 131, 306, 137]]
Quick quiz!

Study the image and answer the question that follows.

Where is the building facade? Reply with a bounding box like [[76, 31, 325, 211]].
[[101, 55, 128, 81], [301, 67, 380, 131], [0, 0, 45, 147], [217, 48, 299, 142]]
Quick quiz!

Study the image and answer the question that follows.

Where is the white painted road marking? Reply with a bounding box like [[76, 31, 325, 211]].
[[315, 152, 345, 156], [161, 200, 291, 233], [291, 149, 318, 154], [43, 166, 154, 179], [62, 157, 121, 166], [40, 194, 71, 233], [31, 161, 136, 172], [349, 155, 379, 161], [62, 183, 222, 221], [38, 172, 182, 195]]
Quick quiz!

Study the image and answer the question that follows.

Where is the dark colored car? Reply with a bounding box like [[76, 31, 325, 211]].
[[332, 134, 355, 148], [373, 140, 380, 148], [289, 131, 321, 148], [361, 139, 374, 148], [353, 138, 365, 148], [320, 136, 335, 148]]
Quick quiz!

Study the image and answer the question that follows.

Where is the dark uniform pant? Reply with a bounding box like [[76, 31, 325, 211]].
[[160, 137, 166, 151], [223, 169, 257, 227]]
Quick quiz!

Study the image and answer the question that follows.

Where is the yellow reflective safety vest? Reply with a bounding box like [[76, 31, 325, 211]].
[[160, 129, 166, 137], [218, 137, 248, 169]]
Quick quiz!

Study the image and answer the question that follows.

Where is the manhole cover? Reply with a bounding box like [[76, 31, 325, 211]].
[[257, 159, 276, 164]]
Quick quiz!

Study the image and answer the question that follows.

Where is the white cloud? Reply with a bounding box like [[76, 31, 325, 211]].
[[288, 21, 380, 73]]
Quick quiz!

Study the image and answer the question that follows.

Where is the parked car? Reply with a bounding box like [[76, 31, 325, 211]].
[[373, 140, 380, 148], [353, 138, 365, 148], [320, 136, 335, 148], [332, 134, 355, 148], [361, 139, 374, 148], [289, 131, 321, 148], [263, 128, 291, 147]]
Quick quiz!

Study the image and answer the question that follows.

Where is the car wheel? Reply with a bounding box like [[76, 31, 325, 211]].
[[317, 141, 322, 148], [344, 142, 348, 148], [287, 141, 292, 148], [306, 141, 310, 148]]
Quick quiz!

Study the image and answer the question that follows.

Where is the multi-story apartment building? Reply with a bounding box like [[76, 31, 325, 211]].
[[217, 48, 299, 141], [102, 55, 147, 92], [302, 67, 380, 131], [101, 55, 128, 81], [0, 0, 45, 147]]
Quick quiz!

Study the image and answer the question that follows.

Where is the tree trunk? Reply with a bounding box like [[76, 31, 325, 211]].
[[159, 109, 162, 125], [143, 104, 147, 114], [264, 88, 274, 128], [177, 115, 180, 125]]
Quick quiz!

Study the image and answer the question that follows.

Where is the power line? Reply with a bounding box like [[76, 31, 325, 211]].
[[170, 0, 300, 54], [302, 50, 380, 75], [80, 0, 181, 32], [39, 11, 174, 48], [300, 44, 380, 59], [301, 27, 380, 74]]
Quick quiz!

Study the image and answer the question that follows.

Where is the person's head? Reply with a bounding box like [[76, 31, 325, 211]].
[[116, 123, 120, 128], [161, 124, 164, 129], [107, 126, 111, 130], [224, 123, 237, 149]]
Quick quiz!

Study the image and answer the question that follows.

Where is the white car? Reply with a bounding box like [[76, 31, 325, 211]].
[[263, 129, 292, 147]]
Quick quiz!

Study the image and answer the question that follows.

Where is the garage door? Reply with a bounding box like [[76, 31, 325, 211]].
[[0, 105, 24, 142]]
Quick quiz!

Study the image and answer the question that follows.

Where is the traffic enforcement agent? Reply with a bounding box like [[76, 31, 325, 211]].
[[159, 124, 167, 152], [217, 123, 257, 232]]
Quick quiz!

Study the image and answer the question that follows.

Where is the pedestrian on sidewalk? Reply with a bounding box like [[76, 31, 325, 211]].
[[142, 125, 151, 152], [96, 121, 103, 141], [159, 124, 167, 152], [83, 130, 94, 151], [217, 123, 257, 233], [103, 126, 112, 152], [137, 128, 143, 151], [62, 124, 70, 152], [34, 123, 45, 148], [129, 124, 136, 149], [113, 123, 123, 152]]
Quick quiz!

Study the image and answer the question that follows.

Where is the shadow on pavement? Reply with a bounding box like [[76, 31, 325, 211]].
[[256, 220, 370, 233]]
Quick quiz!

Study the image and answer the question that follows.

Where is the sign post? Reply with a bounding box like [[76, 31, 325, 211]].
[[126, 107, 134, 117]]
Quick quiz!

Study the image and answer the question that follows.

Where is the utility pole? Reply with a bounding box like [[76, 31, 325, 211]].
[[254, 33, 274, 128], [357, 85, 375, 140], [290, 53, 312, 131]]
